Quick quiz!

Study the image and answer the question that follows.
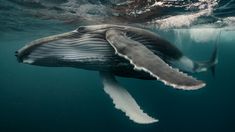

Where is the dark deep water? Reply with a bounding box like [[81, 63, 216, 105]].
[[1, 0, 235, 132]]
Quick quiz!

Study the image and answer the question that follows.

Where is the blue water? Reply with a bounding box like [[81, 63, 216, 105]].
[[1, 0, 235, 132]]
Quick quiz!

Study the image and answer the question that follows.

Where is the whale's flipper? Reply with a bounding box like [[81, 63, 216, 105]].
[[100, 72, 158, 124], [106, 29, 205, 90]]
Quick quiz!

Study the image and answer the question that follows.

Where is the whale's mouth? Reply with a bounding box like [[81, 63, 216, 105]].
[[15, 28, 116, 69], [15, 31, 79, 64]]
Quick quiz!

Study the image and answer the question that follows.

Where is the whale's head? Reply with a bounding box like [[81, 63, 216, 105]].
[[15, 31, 79, 65], [15, 25, 117, 69]]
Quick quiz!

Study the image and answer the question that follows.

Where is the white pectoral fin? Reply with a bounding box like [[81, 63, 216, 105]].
[[100, 72, 158, 124]]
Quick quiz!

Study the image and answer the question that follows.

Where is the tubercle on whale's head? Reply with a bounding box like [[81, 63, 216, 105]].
[[15, 50, 26, 63]]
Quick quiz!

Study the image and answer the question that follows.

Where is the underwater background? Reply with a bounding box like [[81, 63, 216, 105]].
[[0, 0, 235, 132]]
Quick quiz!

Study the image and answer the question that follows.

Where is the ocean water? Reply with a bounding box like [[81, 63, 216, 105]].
[[0, 0, 235, 132]]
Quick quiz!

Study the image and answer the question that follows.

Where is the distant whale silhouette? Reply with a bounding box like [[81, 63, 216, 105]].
[[16, 24, 217, 124]]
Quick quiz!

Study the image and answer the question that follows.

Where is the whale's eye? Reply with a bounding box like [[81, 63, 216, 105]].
[[77, 26, 86, 32]]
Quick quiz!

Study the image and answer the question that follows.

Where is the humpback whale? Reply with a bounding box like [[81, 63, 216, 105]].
[[15, 24, 217, 124]]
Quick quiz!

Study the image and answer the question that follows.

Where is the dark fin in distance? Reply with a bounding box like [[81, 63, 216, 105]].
[[209, 30, 220, 77]]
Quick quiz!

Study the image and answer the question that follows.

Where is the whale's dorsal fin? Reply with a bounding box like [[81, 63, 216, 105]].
[[106, 29, 205, 90], [100, 72, 158, 124]]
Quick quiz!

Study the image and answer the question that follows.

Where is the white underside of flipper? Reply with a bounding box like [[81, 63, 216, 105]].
[[100, 72, 158, 124]]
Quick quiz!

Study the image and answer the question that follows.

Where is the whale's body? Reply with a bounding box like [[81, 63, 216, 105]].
[[16, 25, 203, 79], [16, 24, 217, 124]]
